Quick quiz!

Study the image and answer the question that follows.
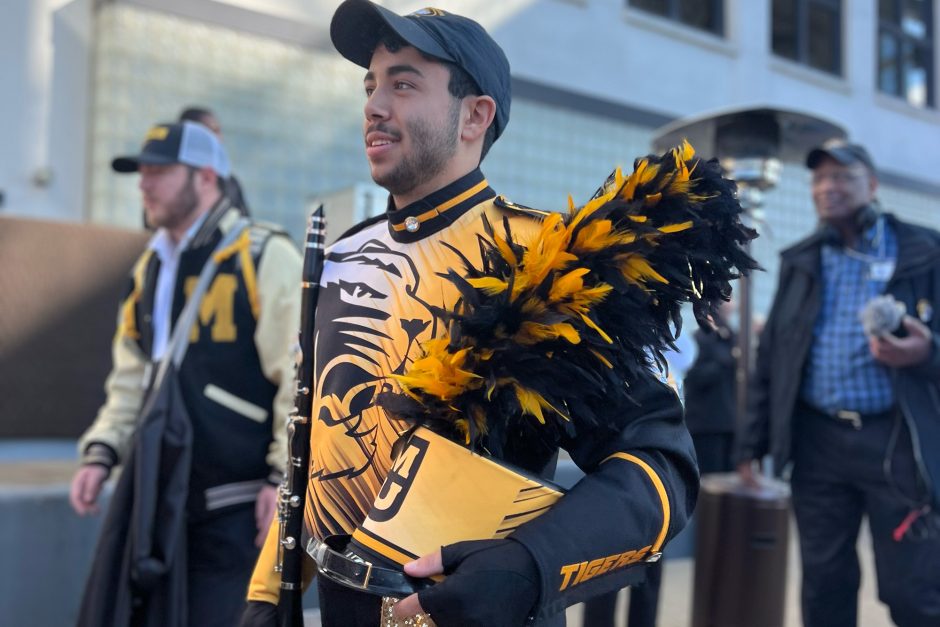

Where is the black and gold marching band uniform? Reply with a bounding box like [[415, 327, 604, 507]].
[[248, 170, 698, 623], [78, 200, 301, 627]]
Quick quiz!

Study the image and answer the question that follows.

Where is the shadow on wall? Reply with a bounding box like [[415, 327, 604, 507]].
[[0, 216, 148, 437]]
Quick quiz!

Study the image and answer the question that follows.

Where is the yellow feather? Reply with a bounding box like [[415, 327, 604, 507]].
[[514, 385, 546, 424], [512, 384, 570, 423], [572, 220, 637, 255], [517, 321, 581, 345], [390, 338, 483, 400], [492, 232, 518, 266], [619, 255, 669, 285], [589, 349, 614, 369], [580, 313, 613, 344], [658, 221, 693, 234], [467, 276, 509, 295], [549, 267, 590, 302]]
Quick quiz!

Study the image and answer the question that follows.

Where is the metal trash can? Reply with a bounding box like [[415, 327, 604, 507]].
[[691, 473, 791, 627]]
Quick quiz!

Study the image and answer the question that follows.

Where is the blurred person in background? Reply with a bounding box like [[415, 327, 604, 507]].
[[70, 121, 301, 627], [736, 140, 940, 627], [684, 299, 738, 474], [179, 105, 251, 215]]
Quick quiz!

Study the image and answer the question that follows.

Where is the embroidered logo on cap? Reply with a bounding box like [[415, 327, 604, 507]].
[[145, 126, 170, 141], [409, 7, 446, 17]]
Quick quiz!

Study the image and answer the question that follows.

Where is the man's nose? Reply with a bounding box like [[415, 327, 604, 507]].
[[365, 88, 390, 121], [814, 176, 837, 192]]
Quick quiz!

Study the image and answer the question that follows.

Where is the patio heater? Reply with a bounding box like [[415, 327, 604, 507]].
[[651, 107, 845, 436]]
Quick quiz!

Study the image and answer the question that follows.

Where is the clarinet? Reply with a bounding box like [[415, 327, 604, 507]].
[[277, 206, 325, 627]]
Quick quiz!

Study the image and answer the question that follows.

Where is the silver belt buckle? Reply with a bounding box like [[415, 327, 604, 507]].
[[835, 410, 862, 430], [306, 537, 374, 591]]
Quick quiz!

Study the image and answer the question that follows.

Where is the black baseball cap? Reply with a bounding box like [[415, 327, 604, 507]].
[[330, 0, 512, 140], [806, 139, 876, 172], [112, 121, 231, 176]]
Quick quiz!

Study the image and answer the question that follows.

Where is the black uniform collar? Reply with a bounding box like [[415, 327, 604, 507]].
[[386, 169, 495, 243]]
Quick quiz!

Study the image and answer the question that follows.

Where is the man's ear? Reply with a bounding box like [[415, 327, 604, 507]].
[[460, 95, 496, 144], [196, 167, 219, 192]]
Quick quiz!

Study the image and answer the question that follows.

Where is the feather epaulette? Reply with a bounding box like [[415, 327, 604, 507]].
[[377, 141, 759, 452]]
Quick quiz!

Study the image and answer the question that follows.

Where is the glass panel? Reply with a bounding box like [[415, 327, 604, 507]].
[[629, 0, 670, 18], [879, 0, 898, 23], [879, 31, 901, 94], [902, 0, 929, 39], [679, 0, 721, 34], [772, 0, 799, 60], [808, 5, 841, 73], [902, 40, 931, 106]]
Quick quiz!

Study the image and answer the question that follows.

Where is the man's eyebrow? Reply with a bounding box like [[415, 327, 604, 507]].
[[363, 64, 424, 83]]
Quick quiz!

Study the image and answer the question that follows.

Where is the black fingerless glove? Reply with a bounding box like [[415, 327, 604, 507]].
[[417, 539, 539, 627], [238, 601, 277, 627]]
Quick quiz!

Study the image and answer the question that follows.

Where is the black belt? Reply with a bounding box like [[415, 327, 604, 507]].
[[800, 401, 895, 430], [307, 534, 434, 598]]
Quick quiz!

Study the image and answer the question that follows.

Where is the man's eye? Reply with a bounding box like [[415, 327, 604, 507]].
[[365, 87, 375, 96], [394, 81, 413, 90]]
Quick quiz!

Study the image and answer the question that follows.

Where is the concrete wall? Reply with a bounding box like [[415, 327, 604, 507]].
[[0, 0, 93, 222]]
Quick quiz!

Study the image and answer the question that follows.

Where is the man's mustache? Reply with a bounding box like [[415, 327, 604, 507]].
[[365, 123, 401, 140]]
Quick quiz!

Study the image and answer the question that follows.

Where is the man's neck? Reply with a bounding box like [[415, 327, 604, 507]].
[[834, 222, 859, 248]]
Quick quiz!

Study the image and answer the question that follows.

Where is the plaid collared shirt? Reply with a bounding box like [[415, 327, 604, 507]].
[[801, 216, 898, 414]]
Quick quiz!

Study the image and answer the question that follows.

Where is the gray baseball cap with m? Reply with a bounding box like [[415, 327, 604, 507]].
[[112, 121, 231, 177]]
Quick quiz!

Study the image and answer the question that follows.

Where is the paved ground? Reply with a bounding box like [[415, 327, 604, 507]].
[[304, 521, 894, 627], [0, 442, 894, 627]]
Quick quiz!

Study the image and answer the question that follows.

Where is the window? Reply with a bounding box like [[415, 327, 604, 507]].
[[878, 0, 935, 108], [628, 0, 724, 36], [772, 0, 842, 75]]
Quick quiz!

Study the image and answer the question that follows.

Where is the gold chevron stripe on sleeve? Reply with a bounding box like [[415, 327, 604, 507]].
[[602, 452, 671, 553]]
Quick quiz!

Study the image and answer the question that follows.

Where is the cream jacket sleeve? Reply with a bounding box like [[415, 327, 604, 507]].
[[77, 252, 153, 467], [254, 234, 302, 480]]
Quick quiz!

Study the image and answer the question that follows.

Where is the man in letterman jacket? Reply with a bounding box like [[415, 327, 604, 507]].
[[70, 121, 301, 627]]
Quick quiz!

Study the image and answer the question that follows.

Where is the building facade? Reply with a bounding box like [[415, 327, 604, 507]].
[[3, 0, 939, 316]]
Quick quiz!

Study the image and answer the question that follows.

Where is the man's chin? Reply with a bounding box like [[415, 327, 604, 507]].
[[144, 212, 162, 229], [371, 171, 410, 198]]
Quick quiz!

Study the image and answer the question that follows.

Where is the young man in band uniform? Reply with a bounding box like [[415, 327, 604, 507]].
[[243, 2, 698, 625]]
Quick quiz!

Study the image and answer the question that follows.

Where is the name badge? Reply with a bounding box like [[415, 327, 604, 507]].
[[869, 260, 895, 282]]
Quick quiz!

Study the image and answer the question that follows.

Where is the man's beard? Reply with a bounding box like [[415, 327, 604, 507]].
[[372, 101, 460, 198], [149, 171, 200, 231]]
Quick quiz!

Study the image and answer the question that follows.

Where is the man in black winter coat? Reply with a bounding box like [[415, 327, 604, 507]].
[[736, 140, 940, 627]]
